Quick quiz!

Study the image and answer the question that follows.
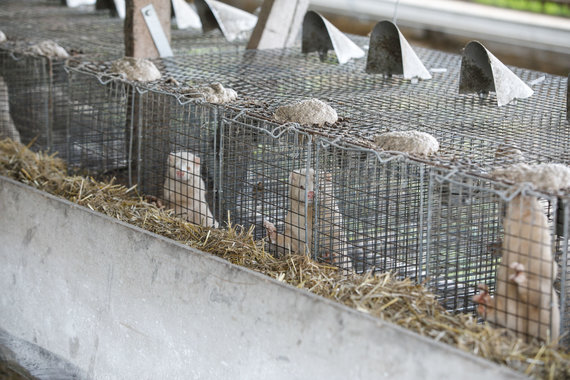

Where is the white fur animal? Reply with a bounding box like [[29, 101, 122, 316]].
[[264, 168, 351, 270], [163, 151, 218, 228], [473, 195, 560, 342], [0, 75, 21, 143]]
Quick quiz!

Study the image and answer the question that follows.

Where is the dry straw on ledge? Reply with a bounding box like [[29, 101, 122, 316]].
[[1, 138, 569, 379]]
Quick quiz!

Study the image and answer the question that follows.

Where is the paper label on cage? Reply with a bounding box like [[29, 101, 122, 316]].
[[65, 0, 95, 7], [113, 0, 126, 19], [141, 4, 173, 58]]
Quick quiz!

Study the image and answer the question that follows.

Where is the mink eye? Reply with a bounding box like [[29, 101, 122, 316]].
[[299, 185, 305, 190]]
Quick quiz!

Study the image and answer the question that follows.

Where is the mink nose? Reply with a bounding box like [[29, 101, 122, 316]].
[[307, 191, 314, 200], [176, 170, 184, 178]]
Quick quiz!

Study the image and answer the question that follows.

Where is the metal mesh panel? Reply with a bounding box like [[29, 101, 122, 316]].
[[218, 111, 312, 246], [0, 0, 245, 158], [427, 169, 567, 343], [138, 91, 220, 226], [558, 197, 570, 346], [0, 49, 68, 150], [426, 169, 505, 312], [66, 70, 131, 173], [314, 141, 428, 277], [0, 0, 244, 59], [115, 48, 568, 173]]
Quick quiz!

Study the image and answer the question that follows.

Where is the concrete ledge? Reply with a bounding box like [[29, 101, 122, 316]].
[[0, 176, 525, 379]]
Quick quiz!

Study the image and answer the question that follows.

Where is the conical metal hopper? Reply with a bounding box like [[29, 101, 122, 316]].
[[459, 41, 533, 107], [302, 11, 364, 65], [194, 0, 257, 42], [366, 20, 431, 81], [171, 0, 201, 30], [113, 0, 125, 19]]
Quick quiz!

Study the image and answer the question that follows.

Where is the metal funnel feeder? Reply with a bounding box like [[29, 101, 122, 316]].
[[302, 11, 364, 65], [171, 0, 201, 30], [194, 0, 257, 42], [459, 41, 533, 107], [366, 20, 431, 81]]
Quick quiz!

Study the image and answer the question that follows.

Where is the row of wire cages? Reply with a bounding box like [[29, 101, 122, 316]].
[[55, 37, 570, 343], [0, 0, 245, 158], [1, 0, 568, 345], [129, 86, 569, 344]]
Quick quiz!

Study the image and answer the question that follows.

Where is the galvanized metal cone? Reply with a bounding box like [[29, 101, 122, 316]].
[[366, 20, 431, 81], [171, 0, 201, 30], [302, 11, 364, 65], [114, 0, 125, 19], [194, 0, 257, 42], [459, 41, 533, 107]]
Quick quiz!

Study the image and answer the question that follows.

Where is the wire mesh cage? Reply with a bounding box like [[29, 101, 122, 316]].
[[59, 42, 569, 342], [0, 0, 246, 157], [137, 89, 220, 226], [65, 69, 131, 173], [2, 0, 570, 346], [0, 48, 71, 151], [427, 168, 569, 344], [313, 139, 429, 277]]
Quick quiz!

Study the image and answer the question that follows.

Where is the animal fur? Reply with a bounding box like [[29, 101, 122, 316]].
[[0, 75, 21, 143], [473, 195, 560, 342], [264, 168, 351, 270], [163, 151, 218, 228]]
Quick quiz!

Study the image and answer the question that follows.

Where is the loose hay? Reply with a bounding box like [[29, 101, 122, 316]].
[[0, 138, 569, 379]]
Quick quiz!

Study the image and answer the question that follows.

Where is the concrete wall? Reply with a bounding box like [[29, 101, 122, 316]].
[[0, 176, 526, 379]]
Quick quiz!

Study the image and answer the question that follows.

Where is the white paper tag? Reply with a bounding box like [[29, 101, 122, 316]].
[[141, 4, 174, 58]]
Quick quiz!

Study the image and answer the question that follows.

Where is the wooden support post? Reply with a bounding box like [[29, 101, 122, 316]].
[[123, 1, 171, 186], [124, 0, 171, 59], [247, 0, 309, 50]]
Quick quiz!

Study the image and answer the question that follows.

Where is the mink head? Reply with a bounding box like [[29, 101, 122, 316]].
[[167, 151, 201, 182]]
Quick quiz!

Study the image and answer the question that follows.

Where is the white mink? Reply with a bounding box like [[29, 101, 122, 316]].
[[163, 151, 218, 228], [264, 168, 351, 271], [473, 195, 560, 342], [0, 75, 20, 143]]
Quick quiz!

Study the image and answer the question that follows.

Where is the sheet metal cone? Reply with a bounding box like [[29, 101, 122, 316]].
[[302, 11, 364, 65], [194, 0, 257, 42], [459, 41, 533, 107], [171, 0, 201, 30], [366, 20, 431, 81], [65, 0, 95, 7], [113, 0, 125, 19]]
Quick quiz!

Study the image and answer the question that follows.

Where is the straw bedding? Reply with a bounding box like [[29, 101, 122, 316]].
[[0, 138, 568, 379]]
